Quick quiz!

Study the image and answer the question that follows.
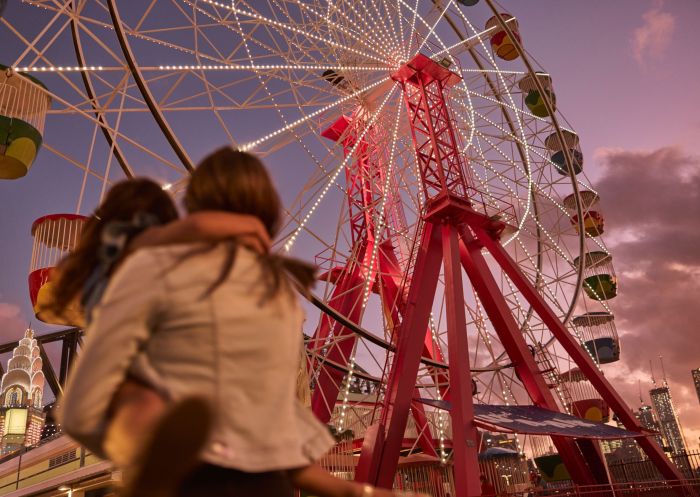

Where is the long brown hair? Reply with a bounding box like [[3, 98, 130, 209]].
[[184, 147, 315, 297], [52, 178, 179, 317]]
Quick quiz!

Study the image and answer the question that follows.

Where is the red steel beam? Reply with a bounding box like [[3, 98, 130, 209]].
[[313, 117, 438, 456], [458, 225, 599, 485], [471, 223, 690, 489], [356, 222, 444, 486], [442, 223, 482, 497]]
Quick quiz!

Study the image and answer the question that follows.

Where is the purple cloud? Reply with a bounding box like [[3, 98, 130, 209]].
[[594, 146, 700, 450]]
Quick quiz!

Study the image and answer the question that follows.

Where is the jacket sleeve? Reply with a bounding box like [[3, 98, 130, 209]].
[[58, 249, 164, 457]]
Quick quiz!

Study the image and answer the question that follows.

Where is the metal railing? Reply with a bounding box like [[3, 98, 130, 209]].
[[609, 451, 700, 483]]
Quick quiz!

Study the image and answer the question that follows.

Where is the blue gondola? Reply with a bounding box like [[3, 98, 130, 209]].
[[583, 337, 620, 364]]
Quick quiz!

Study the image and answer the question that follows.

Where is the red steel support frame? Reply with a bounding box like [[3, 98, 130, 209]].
[[310, 115, 442, 456], [309, 116, 380, 421], [356, 53, 690, 497]]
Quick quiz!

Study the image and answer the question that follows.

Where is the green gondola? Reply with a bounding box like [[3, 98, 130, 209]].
[[0, 65, 50, 179], [525, 88, 557, 117], [583, 274, 617, 301]]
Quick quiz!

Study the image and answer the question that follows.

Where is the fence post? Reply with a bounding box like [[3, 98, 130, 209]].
[[15, 450, 22, 490]]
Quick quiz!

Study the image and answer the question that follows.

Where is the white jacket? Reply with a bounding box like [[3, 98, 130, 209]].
[[60, 243, 334, 472]]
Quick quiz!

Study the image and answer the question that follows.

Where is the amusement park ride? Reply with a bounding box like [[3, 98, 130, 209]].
[[0, 1, 694, 496]]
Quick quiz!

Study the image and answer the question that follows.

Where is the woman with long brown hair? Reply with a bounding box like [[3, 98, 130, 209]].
[[60, 148, 425, 497]]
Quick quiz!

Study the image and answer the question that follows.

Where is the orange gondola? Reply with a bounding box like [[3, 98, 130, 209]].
[[485, 14, 521, 61]]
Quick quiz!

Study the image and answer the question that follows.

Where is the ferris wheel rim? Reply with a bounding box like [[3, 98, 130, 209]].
[[1, 1, 618, 433], [482, 0, 588, 325]]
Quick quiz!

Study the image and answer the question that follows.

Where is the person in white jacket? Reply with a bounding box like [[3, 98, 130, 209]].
[[60, 148, 423, 497]]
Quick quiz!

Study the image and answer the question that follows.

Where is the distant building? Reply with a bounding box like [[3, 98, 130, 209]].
[[0, 329, 46, 455], [636, 405, 665, 451], [481, 432, 519, 452], [41, 401, 61, 440], [649, 385, 687, 454], [0, 434, 114, 496], [692, 368, 700, 405]]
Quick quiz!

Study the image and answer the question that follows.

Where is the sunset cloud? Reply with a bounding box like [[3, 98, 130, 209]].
[[594, 146, 700, 449], [631, 0, 676, 66]]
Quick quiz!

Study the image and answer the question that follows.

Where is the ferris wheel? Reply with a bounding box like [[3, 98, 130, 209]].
[[0, 0, 684, 494]]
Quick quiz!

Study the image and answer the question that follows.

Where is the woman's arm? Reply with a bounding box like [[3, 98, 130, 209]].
[[59, 250, 164, 457], [287, 464, 424, 497], [131, 211, 270, 253], [287, 464, 362, 497]]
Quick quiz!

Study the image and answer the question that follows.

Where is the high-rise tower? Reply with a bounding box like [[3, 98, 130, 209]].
[[649, 385, 687, 454], [692, 368, 700, 405], [0, 329, 46, 454], [637, 404, 666, 450]]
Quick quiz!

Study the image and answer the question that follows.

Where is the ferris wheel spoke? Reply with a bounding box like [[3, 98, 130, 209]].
[[3, 24, 106, 108], [415, 0, 455, 57], [43, 143, 108, 183], [3, 31, 186, 177], [287, 0, 397, 62], [198, 0, 389, 65], [324, 0, 399, 61], [364, 0, 402, 55], [6, 1, 73, 67], [227, 1, 343, 188], [45, 86, 185, 173], [237, 77, 390, 151], [404, 0, 420, 59]]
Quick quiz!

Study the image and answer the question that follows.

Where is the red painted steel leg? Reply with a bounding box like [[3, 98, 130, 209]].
[[378, 242, 449, 375], [356, 222, 443, 486], [311, 116, 382, 423], [442, 223, 481, 497], [377, 242, 440, 457], [471, 223, 690, 489], [457, 224, 598, 485]]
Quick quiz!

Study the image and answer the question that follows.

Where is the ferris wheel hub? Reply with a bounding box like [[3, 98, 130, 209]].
[[391, 53, 462, 88]]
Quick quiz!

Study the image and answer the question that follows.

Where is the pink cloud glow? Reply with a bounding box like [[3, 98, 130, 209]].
[[594, 146, 700, 450], [631, 0, 676, 66], [0, 301, 28, 342]]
